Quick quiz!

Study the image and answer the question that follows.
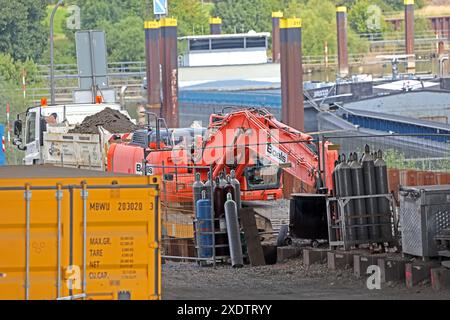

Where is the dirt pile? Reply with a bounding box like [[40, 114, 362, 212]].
[[69, 108, 138, 134]]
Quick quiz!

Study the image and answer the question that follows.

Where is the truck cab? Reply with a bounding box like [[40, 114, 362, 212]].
[[13, 102, 131, 165]]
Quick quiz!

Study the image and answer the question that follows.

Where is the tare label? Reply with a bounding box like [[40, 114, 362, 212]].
[[135, 163, 154, 176], [266, 143, 288, 164]]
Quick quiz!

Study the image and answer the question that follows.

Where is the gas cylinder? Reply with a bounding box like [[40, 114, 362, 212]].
[[193, 173, 205, 212], [230, 170, 242, 209], [332, 156, 342, 197], [348, 153, 354, 165], [224, 193, 244, 268], [219, 172, 227, 187], [362, 145, 380, 240], [213, 176, 226, 219], [337, 154, 356, 241], [224, 175, 236, 201], [196, 191, 213, 258], [349, 153, 368, 241], [204, 171, 215, 199], [374, 150, 392, 241]]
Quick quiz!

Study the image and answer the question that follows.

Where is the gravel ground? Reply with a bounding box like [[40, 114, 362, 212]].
[[163, 259, 450, 300]]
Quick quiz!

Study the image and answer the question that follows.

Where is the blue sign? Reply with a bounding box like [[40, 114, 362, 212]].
[[153, 0, 167, 15]]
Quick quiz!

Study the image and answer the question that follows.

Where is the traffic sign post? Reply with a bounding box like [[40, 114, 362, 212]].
[[153, 0, 167, 16]]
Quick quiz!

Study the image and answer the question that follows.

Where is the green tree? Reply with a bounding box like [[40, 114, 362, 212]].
[[0, 0, 48, 61], [284, 0, 369, 56], [348, 0, 391, 34], [68, 0, 211, 61], [213, 0, 276, 33], [170, 0, 210, 36], [100, 17, 146, 62]]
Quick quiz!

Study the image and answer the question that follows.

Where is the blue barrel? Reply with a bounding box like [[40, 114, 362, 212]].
[[196, 197, 213, 258], [0, 125, 5, 166]]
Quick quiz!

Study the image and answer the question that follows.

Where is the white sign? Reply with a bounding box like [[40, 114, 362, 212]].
[[136, 163, 154, 176], [153, 0, 167, 15], [266, 144, 288, 164]]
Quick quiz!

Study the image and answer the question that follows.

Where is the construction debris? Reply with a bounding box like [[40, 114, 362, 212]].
[[69, 107, 138, 134]]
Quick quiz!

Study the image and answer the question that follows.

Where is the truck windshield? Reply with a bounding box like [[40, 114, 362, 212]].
[[26, 112, 36, 144]]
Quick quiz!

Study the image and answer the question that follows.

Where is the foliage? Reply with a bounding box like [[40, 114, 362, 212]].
[[99, 17, 146, 62], [0, 0, 49, 61], [284, 0, 369, 56], [383, 149, 450, 172], [348, 0, 392, 34], [213, 0, 280, 33]]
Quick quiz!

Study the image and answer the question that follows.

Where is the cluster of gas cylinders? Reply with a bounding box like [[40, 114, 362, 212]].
[[192, 170, 243, 268], [332, 145, 392, 243]]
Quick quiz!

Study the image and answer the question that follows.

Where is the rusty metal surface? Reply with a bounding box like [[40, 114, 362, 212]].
[[145, 24, 161, 111], [405, 4, 415, 56], [280, 25, 304, 132], [272, 17, 281, 63], [280, 21, 304, 197], [161, 23, 179, 128], [336, 10, 349, 78]]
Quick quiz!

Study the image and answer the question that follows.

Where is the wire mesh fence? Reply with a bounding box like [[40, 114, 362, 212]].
[[322, 133, 450, 200], [156, 164, 225, 264]]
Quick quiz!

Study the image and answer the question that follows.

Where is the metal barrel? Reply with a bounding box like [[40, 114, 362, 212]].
[[196, 195, 213, 259], [374, 150, 392, 241], [337, 154, 356, 241], [230, 170, 242, 209], [362, 145, 380, 240], [224, 193, 244, 268], [350, 153, 369, 241]]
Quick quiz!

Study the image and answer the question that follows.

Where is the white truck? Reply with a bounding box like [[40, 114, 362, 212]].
[[13, 102, 133, 170]]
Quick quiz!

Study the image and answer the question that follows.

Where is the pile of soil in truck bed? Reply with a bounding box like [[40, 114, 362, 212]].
[[69, 108, 138, 134]]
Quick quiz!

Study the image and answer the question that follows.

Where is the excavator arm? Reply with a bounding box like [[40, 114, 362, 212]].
[[198, 109, 337, 191]]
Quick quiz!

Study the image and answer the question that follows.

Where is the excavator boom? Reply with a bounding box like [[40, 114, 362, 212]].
[[107, 108, 338, 202]]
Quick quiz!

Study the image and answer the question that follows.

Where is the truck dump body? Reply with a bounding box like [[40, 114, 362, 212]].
[[0, 166, 160, 300]]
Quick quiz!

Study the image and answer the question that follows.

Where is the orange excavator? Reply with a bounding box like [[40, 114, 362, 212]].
[[107, 108, 338, 202]]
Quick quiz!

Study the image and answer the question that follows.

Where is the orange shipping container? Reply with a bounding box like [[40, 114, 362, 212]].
[[400, 170, 418, 187], [445, 173, 450, 185], [417, 171, 426, 186], [425, 172, 436, 185], [436, 173, 445, 185], [388, 168, 400, 194]]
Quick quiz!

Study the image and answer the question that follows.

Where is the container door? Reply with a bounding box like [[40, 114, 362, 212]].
[[70, 184, 160, 300], [0, 186, 70, 300]]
